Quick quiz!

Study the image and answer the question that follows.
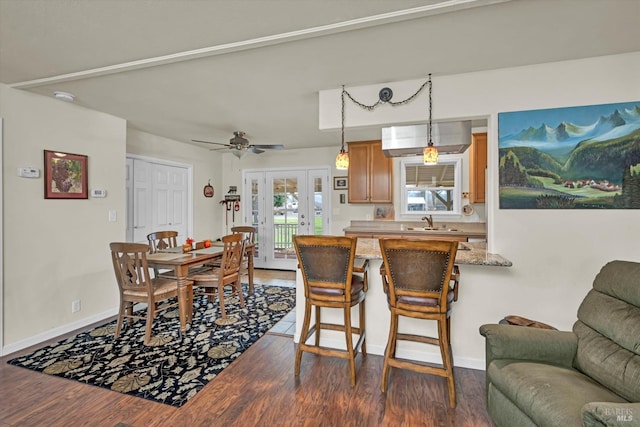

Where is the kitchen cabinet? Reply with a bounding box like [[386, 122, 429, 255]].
[[469, 132, 487, 203], [347, 140, 393, 203]]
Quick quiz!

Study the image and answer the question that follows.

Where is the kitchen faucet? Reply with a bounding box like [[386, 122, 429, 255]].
[[421, 215, 434, 228]]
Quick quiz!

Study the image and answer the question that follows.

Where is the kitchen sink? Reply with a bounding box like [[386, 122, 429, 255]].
[[406, 227, 458, 232]]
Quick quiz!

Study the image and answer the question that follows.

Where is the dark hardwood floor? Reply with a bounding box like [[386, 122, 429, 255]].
[[0, 269, 494, 427]]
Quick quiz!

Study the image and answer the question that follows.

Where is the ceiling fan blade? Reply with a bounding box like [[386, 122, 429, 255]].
[[192, 139, 230, 147], [247, 147, 265, 154], [252, 144, 284, 150]]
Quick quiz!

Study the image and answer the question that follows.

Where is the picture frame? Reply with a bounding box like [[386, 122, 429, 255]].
[[374, 204, 394, 220], [333, 176, 348, 190], [44, 150, 88, 199], [498, 100, 640, 209]]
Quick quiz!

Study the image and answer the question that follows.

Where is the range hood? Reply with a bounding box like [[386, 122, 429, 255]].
[[381, 121, 472, 157]]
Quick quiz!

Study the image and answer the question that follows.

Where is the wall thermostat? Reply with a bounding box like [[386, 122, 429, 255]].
[[18, 167, 40, 178], [91, 189, 107, 198]]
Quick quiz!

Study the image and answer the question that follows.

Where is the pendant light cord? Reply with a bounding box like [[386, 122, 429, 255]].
[[428, 73, 433, 146], [341, 85, 346, 152]]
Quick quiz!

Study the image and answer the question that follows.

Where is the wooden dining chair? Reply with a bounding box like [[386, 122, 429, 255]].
[[110, 242, 190, 345], [188, 233, 245, 318], [231, 225, 256, 294], [147, 230, 179, 252], [378, 238, 459, 407], [293, 235, 368, 387], [146, 231, 179, 278]]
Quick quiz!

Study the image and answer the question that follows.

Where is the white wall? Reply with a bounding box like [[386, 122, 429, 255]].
[[126, 129, 224, 242], [0, 84, 127, 353], [316, 52, 640, 366]]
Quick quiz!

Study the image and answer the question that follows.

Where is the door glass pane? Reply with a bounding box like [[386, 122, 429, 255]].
[[250, 177, 260, 259], [273, 177, 298, 260], [313, 177, 323, 235]]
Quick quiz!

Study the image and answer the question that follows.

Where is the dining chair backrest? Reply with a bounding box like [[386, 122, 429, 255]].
[[110, 242, 154, 295], [379, 238, 458, 311], [219, 233, 244, 280], [230, 226, 255, 248], [294, 235, 357, 302], [147, 230, 178, 253]]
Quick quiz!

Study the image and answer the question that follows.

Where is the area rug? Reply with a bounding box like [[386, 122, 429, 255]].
[[7, 284, 295, 407]]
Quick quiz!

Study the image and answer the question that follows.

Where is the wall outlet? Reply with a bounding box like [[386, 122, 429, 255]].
[[72, 300, 81, 313]]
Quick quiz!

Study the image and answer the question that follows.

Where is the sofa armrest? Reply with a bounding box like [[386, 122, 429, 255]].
[[479, 323, 577, 369], [582, 402, 640, 427]]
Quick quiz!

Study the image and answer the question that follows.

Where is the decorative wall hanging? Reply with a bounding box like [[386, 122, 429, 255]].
[[333, 176, 348, 190], [374, 205, 394, 220], [498, 101, 640, 209], [44, 150, 88, 199], [203, 180, 214, 198]]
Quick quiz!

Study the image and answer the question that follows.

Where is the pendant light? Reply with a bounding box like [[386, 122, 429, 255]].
[[335, 86, 349, 170], [423, 74, 438, 165]]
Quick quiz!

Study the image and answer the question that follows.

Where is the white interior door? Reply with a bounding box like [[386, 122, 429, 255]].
[[152, 164, 188, 239], [243, 167, 330, 270], [127, 156, 191, 243]]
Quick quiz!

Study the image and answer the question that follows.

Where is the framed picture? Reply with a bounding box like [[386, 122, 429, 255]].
[[333, 176, 348, 190], [498, 100, 640, 209], [374, 204, 394, 220], [44, 150, 88, 199]]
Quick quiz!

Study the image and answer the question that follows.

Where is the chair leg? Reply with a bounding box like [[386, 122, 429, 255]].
[[359, 300, 367, 357], [218, 282, 227, 318], [314, 305, 321, 347], [381, 311, 399, 392], [438, 315, 456, 408], [115, 300, 126, 339], [295, 300, 313, 376], [248, 256, 254, 294], [344, 306, 356, 387], [144, 304, 155, 345], [235, 280, 245, 307]]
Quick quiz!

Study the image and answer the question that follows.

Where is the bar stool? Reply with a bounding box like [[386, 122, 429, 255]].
[[293, 235, 368, 386], [379, 238, 459, 407]]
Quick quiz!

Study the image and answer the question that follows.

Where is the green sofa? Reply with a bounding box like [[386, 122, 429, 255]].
[[480, 260, 640, 427]]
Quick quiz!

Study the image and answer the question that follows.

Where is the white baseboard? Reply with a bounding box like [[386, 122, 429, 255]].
[[2, 308, 118, 357]]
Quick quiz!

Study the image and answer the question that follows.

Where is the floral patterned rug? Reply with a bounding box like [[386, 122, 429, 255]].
[[7, 284, 296, 407]]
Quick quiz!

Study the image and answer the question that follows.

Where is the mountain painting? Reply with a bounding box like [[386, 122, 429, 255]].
[[498, 101, 640, 209]]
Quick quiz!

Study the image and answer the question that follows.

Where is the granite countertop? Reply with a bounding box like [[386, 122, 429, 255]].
[[355, 238, 512, 267], [343, 220, 487, 239]]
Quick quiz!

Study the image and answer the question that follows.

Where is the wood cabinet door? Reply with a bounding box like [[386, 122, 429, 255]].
[[469, 133, 487, 203], [369, 141, 393, 203], [347, 142, 371, 203]]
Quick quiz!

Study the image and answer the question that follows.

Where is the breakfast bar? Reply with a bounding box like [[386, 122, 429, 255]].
[[294, 233, 513, 370]]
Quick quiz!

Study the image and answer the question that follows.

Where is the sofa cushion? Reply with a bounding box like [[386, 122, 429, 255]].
[[488, 360, 627, 427], [574, 260, 640, 403], [573, 321, 640, 403]]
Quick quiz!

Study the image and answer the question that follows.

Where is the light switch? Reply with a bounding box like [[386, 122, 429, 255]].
[[108, 210, 117, 222]]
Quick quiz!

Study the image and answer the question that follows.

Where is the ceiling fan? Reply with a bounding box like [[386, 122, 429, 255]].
[[192, 131, 284, 158]]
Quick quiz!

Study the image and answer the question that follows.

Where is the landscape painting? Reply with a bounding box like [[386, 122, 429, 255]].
[[498, 101, 640, 209]]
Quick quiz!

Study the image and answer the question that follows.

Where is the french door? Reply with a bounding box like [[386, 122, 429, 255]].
[[243, 167, 330, 270]]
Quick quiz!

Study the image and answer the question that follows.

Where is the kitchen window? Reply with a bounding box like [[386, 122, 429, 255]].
[[399, 155, 462, 216]]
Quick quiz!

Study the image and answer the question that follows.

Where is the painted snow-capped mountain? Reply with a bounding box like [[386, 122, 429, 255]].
[[499, 104, 640, 153]]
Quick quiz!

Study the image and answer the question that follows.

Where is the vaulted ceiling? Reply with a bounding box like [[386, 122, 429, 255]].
[[1, 0, 638, 152]]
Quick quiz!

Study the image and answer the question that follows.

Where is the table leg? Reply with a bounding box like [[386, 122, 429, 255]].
[[248, 247, 254, 294], [175, 265, 192, 334]]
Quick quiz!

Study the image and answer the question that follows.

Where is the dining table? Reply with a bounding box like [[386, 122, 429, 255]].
[[146, 246, 224, 334]]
